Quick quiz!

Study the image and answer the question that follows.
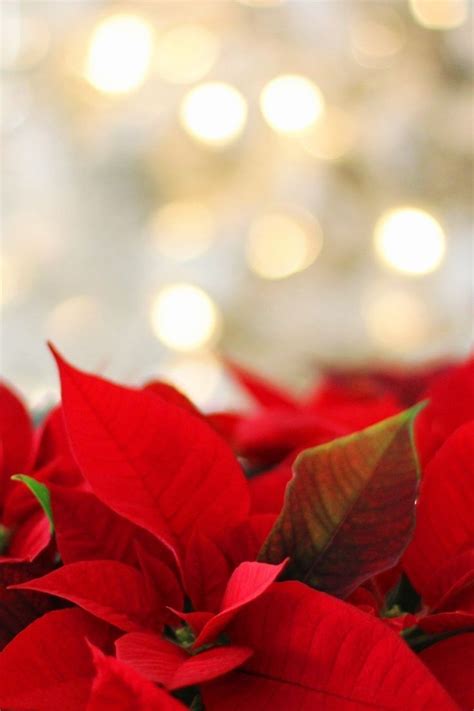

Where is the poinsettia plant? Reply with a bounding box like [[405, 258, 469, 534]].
[[0, 346, 472, 710]]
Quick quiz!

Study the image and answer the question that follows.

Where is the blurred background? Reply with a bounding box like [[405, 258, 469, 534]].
[[1, 0, 473, 412]]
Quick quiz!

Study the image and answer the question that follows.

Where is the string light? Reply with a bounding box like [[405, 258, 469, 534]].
[[180, 82, 247, 146], [150, 283, 221, 351], [155, 24, 219, 84], [85, 14, 153, 94], [409, 0, 468, 30], [150, 201, 215, 261], [374, 208, 446, 276], [260, 74, 324, 134], [246, 210, 323, 280]]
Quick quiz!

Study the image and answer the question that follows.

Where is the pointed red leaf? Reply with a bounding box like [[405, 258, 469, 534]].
[[0, 608, 114, 710], [249, 459, 293, 514], [193, 560, 287, 647], [203, 581, 458, 710], [0, 382, 33, 499], [404, 421, 474, 603], [260, 407, 422, 598], [50, 346, 249, 561], [116, 631, 252, 690], [12, 560, 159, 632], [87, 644, 186, 710], [420, 634, 474, 710]]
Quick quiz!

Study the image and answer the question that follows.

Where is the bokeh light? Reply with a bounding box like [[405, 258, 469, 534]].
[[85, 14, 154, 94], [150, 201, 215, 261], [364, 288, 431, 353], [299, 106, 355, 161], [46, 296, 102, 344], [180, 82, 248, 146], [150, 284, 221, 351], [246, 210, 323, 280], [374, 208, 446, 276], [155, 24, 219, 84], [409, 0, 468, 30], [159, 353, 224, 409], [260, 74, 324, 134], [351, 13, 405, 66]]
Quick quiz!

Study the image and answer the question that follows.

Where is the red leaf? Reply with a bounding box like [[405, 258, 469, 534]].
[[225, 359, 299, 410], [249, 458, 293, 514], [2, 510, 51, 562], [0, 560, 59, 649], [0, 382, 33, 500], [50, 346, 249, 562], [203, 581, 458, 710], [404, 421, 474, 603], [193, 560, 287, 648], [260, 407, 422, 598], [87, 644, 186, 710], [144, 380, 200, 415], [52, 486, 159, 568], [116, 631, 252, 690], [0, 607, 114, 710], [184, 530, 230, 612], [34, 404, 79, 474], [13, 560, 159, 632], [416, 356, 474, 465], [420, 634, 474, 710]]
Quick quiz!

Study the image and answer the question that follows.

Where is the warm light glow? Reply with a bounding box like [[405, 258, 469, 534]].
[[260, 74, 324, 134], [374, 208, 446, 276], [151, 284, 220, 351], [155, 24, 218, 84], [150, 201, 215, 260], [299, 106, 355, 161], [364, 288, 431, 352], [160, 354, 223, 408], [246, 211, 323, 280], [409, 0, 468, 29], [180, 82, 247, 146], [47, 296, 101, 341], [351, 15, 405, 63], [85, 14, 153, 94]]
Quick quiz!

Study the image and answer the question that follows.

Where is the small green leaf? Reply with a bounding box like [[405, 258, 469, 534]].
[[12, 474, 54, 533], [259, 404, 425, 599]]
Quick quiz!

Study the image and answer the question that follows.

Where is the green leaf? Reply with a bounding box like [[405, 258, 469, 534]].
[[12, 474, 54, 533], [258, 404, 425, 598]]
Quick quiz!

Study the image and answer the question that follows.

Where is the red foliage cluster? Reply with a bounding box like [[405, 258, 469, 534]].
[[0, 347, 472, 710]]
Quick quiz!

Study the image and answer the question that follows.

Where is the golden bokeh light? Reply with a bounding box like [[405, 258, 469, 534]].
[[180, 82, 248, 146], [159, 353, 223, 408], [46, 296, 102, 342], [85, 14, 154, 94], [155, 24, 219, 84], [374, 208, 446, 276], [246, 210, 323, 280], [299, 106, 355, 161], [364, 288, 431, 353], [150, 201, 215, 261], [150, 283, 221, 351], [409, 0, 468, 29], [351, 14, 405, 65], [260, 74, 324, 134]]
